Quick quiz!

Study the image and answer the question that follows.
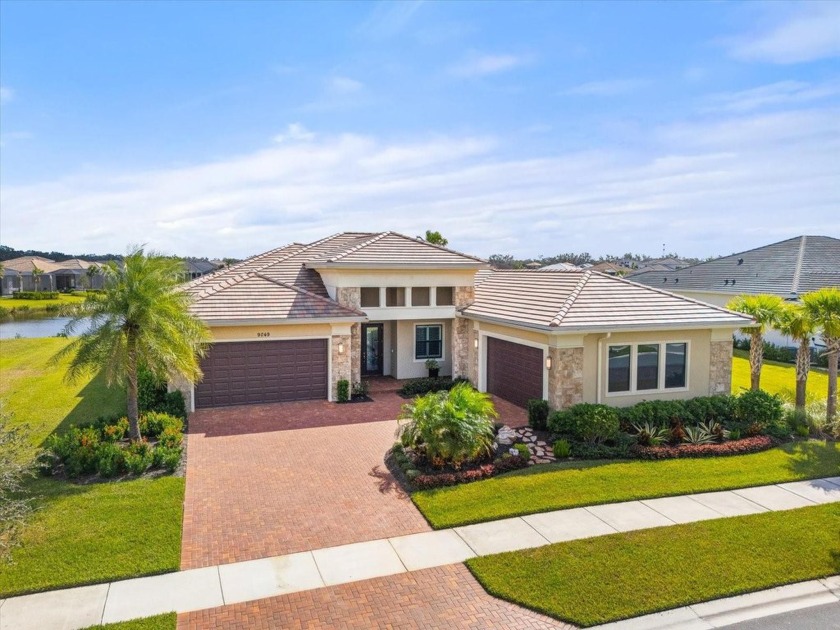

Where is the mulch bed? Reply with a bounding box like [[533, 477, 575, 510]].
[[629, 435, 776, 459]]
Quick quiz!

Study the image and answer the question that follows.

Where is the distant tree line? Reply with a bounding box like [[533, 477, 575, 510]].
[[0, 245, 240, 265], [487, 251, 711, 269]]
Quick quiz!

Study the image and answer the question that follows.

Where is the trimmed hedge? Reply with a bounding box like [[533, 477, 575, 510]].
[[12, 291, 60, 300], [398, 376, 470, 397], [548, 403, 619, 444]]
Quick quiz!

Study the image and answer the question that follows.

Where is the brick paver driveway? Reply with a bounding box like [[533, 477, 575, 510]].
[[178, 564, 570, 629], [181, 391, 431, 569]]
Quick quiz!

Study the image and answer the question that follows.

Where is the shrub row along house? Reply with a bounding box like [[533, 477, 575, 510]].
[[177, 232, 752, 411]]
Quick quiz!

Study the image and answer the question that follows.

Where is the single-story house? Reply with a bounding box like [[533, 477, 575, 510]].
[[629, 235, 840, 347], [176, 231, 752, 412], [1, 256, 104, 294], [184, 258, 224, 281]]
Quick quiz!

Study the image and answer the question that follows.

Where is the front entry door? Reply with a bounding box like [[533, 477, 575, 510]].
[[361, 323, 384, 376]]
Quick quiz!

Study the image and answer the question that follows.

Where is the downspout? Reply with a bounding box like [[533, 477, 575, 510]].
[[596, 332, 611, 404]]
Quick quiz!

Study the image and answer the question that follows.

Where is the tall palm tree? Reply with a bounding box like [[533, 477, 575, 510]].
[[776, 302, 816, 410], [31, 265, 44, 292], [802, 287, 840, 422], [726, 294, 785, 391], [55, 247, 210, 440]]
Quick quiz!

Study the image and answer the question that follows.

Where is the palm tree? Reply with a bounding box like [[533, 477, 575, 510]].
[[776, 302, 816, 410], [802, 288, 840, 422], [31, 265, 44, 292], [55, 247, 210, 440], [726, 294, 785, 391], [84, 264, 98, 290]]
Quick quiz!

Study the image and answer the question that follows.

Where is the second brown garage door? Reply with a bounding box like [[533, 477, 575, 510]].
[[486, 336, 544, 408], [195, 339, 328, 409]]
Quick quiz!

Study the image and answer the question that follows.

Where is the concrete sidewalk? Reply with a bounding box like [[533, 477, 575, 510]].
[[2, 477, 839, 630]]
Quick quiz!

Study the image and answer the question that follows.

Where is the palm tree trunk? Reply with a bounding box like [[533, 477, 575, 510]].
[[795, 338, 810, 410], [127, 334, 141, 440], [827, 340, 838, 423], [749, 331, 763, 391]]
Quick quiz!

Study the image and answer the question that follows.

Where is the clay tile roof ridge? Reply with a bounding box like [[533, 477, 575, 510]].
[[394, 231, 487, 263], [549, 270, 592, 327], [252, 272, 366, 316], [320, 231, 391, 263]]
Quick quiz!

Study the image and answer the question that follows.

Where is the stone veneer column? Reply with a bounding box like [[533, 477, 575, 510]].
[[331, 334, 352, 400], [709, 340, 733, 395], [335, 287, 361, 311], [547, 346, 584, 410], [451, 317, 472, 381], [454, 285, 475, 308], [334, 288, 362, 385]]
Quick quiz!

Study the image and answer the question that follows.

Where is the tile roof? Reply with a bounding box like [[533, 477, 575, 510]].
[[1, 256, 98, 274], [188, 272, 365, 322], [629, 236, 840, 297], [461, 269, 753, 332]]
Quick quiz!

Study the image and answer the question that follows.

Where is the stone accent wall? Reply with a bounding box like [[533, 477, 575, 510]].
[[547, 346, 584, 410], [336, 287, 361, 310], [331, 334, 352, 400], [454, 286, 475, 309], [451, 318, 472, 381], [167, 373, 193, 413], [709, 340, 733, 395], [350, 323, 361, 384]]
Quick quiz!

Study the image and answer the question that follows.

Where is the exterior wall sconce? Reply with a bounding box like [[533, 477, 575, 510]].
[[545, 355, 552, 370], [474, 338, 479, 349], [337, 341, 345, 354]]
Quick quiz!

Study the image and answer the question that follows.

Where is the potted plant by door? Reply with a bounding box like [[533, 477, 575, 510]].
[[425, 358, 440, 378]]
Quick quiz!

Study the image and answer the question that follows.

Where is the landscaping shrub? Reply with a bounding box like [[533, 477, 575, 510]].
[[397, 377, 470, 397], [94, 442, 125, 477], [683, 425, 715, 445], [527, 399, 550, 431], [158, 426, 183, 449], [736, 390, 783, 426], [630, 421, 669, 446], [621, 400, 691, 430], [152, 446, 183, 472], [513, 443, 530, 459], [352, 380, 370, 398], [159, 391, 186, 419], [570, 442, 630, 460], [631, 435, 774, 459], [45, 427, 101, 478], [13, 291, 60, 300], [0, 306, 9, 318], [100, 417, 129, 442], [139, 412, 183, 440], [137, 368, 187, 419], [683, 395, 737, 426], [337, 379, 350, 403], [552, 439, 571, 458], [398, 383, 497, 468], [548, 403, 619, 444]]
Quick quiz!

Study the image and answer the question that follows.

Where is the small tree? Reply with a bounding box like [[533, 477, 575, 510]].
[[802, 288, 840, 422], [776, 302, 816, 410], [420, 230, 448, 247], [85, 264, 99, 290], [726, 294, 785, 391], [56, 247, 211, 440], [0, 414, 34, 560], [31, 265, 44, 292]]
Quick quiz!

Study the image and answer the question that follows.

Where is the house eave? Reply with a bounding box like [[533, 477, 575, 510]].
[[196, 315, 368, 327], [307, 262, 488, 271]]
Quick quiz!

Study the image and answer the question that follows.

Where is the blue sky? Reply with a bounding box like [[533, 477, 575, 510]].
[[1, 1, 838, 259]]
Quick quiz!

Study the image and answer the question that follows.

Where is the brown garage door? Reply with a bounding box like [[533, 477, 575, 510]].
[[195, 339, 328, 409], [486, 336, 544, 408]]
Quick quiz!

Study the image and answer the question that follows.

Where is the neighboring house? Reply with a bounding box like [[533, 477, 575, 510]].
[[629, 235, 840, 346], [588, 261, 625, 276], [540, 262, 581, 271], [0, 256, 104, 294], [177, 231, 751, 413], [184, 258, 223, 281]]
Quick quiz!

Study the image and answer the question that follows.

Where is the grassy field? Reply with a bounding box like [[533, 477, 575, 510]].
[[82, 613, 177, 630], [468, 503, 840, 627], [0, 337, 126, 454], [413, 441, 839, 528], [0, 292, 86, 312], [732, 349, 828, 401], [0, 337, 184, 598]]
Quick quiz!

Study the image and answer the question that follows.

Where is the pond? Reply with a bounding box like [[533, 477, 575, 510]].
[[0, 315, 92, 339]]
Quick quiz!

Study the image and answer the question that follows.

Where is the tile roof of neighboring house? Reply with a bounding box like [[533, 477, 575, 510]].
[[184, 259, 222, 275], [629, 236, 840, 297], [1, 256, 98, 274], [461, 269, 753, 332], [188, 273, 365, 322], [185, 232, 485, 321], [588, 261, 625, 275], [541, 262, 581, 271]]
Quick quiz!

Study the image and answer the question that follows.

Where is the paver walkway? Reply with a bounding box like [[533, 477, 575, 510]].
[[182, 390, 526, 568], [5, 477, 838, 630], [179, 564, 569, 629]]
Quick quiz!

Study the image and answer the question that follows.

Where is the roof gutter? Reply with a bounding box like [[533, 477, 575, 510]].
[[196, 316, 368, 327], [307, 262, 488, 270], [459, 312, 753, 334]]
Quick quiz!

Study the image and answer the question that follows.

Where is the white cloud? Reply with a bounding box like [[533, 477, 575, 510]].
[[448, 53, 529, 78], [273, 123, 315, 143], [327, 76, 364, 95], [728, 2, 840, 64], [0, 86, 14, 103], [705, 80, 840, 112], [357, 1, 423, 39], [564, 79, 649, 96]]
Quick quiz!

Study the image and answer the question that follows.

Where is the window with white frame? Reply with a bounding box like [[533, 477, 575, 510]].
[[607, 342, 687, 394], [415, 324, 443, 360]]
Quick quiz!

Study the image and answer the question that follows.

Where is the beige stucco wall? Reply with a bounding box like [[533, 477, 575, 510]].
[[392, 319, 453, 379], [208, 322, 336, 341], [581, 328, 714, 407]]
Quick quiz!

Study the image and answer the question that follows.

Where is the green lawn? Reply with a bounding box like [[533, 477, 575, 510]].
[[0, 292, 86, 312], [82, 614, 177, 630], [413, 441, 839, 528], [0, 337, 126, 454], [732, 349, 828, 401], [468, 503, 840, 627], [0, 337, 184, 598]]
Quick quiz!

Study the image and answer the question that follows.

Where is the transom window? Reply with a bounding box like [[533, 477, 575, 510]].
[[607, 342, 687, 394], [415, 324, 443, 360]]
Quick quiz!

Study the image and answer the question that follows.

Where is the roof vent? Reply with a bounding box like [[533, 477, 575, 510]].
[[737, 258, 744, 265], [731, 279, 736, 285], [674, 278, 679, 283], [663, 278, 667, 283]]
